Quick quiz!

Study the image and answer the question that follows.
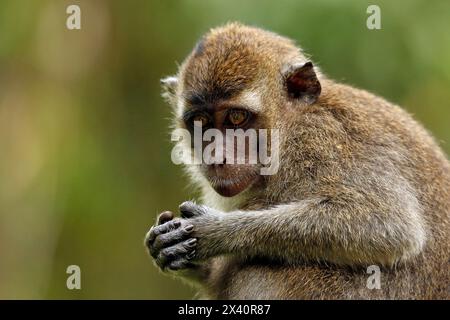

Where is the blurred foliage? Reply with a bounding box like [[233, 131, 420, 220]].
[[0, 0, 449, 299]]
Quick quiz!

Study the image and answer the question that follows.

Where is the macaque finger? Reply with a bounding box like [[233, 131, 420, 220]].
[[156, 238, 197, 269], [157, 211, 174, 225], [179, 201, 206, 218], [146, 219, 181, 246], [152, 225, 194, 252]]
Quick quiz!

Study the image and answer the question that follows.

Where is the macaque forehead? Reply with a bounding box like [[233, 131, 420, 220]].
[[180, 37, 261, 108], [176, 23, 301, 117]]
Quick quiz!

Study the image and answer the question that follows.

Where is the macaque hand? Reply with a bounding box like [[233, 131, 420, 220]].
[[177, 201, 225, 261], [145, 211, 197, 271]]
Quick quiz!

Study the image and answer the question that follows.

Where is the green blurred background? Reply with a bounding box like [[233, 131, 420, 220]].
[[0, 0, 449, 299]]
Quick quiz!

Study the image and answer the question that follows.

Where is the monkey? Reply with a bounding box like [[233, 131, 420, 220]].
[[145, 22, 450, 299]]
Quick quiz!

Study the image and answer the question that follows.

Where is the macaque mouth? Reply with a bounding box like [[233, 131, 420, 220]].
[[205, 166, 259, 197]]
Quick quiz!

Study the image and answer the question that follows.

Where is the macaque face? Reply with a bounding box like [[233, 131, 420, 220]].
[[179, 92, 264, 197], [166, 30, 313, 197], [171, 33, 273, 197]]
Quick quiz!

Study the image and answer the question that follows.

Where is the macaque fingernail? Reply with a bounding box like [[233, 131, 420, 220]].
[[184, 225, 194, 232], [187, 238, 197, 245]]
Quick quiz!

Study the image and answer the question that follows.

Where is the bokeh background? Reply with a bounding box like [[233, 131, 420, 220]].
[[0, 0, 449, 299]]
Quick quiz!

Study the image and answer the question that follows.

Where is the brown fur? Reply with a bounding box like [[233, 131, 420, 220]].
[[158, 23, 449, 299]]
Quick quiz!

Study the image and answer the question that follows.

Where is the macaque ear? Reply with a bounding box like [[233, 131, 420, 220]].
[[160, 76, 178, 104], [284, 62, 321, 105]]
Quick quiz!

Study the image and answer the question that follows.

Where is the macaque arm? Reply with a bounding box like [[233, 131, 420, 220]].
[[192, 179, 426, 267]]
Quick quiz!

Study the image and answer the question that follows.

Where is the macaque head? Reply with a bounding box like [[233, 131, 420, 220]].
[[161, 23, 321, 197]]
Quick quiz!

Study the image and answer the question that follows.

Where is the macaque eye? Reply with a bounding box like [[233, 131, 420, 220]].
[[192, 114, 210, 127], [227, 109, 249, 126]]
